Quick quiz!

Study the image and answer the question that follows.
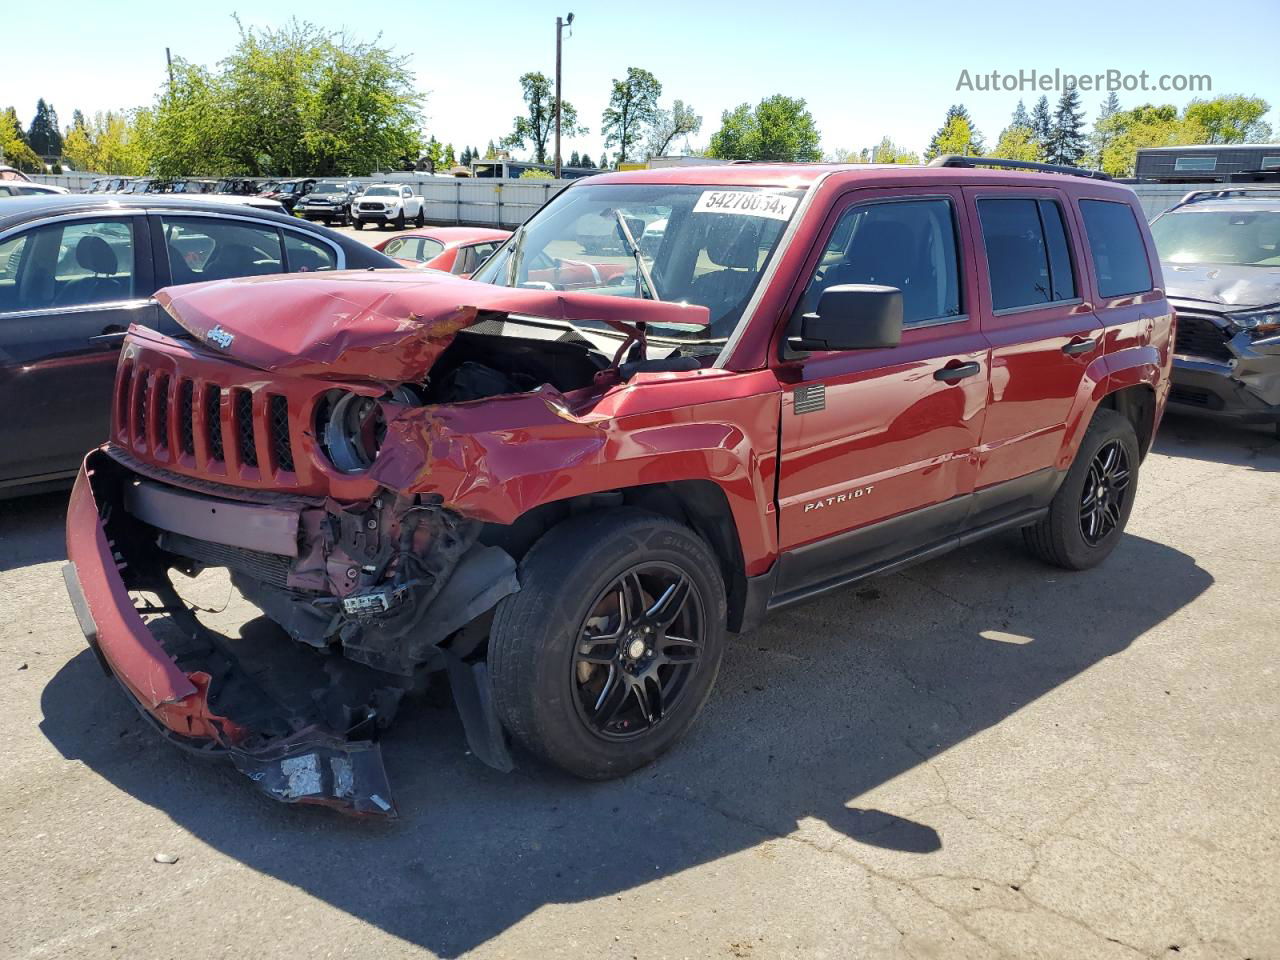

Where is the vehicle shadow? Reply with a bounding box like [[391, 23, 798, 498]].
[[0, 489, 69, 571], [40, 530, 1211, 957], [1156, 411, 1280, 471]]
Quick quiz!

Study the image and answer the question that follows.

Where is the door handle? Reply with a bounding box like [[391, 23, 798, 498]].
[[934, 360, 981, 382], [1062, 337, 1097, 356]]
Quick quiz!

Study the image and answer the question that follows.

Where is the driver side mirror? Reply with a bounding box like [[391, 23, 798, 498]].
[[789, 284, 903, 352]]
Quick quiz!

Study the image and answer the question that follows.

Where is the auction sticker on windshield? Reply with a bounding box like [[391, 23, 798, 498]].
[[693, 190, 797, 221]]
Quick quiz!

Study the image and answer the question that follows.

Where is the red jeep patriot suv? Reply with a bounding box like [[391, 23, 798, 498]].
[[63, 157, 1172, 815]]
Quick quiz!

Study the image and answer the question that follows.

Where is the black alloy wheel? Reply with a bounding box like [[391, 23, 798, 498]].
[[572, 563, 704, 741], [1079, 439, 1131, 546], [488, 509, 727, 779]]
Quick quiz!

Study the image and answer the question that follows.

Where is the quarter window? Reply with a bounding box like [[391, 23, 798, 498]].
[[977, 198, 1077, 311], [799, 198, 962, 325], [284, 232, 336, 272], [1079, 200, 1154, 298]]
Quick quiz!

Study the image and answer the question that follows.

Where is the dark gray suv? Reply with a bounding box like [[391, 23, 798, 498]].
[[1150, 188, 1280, 435]]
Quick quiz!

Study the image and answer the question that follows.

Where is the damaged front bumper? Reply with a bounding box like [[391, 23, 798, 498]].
[[62, 449, 516, 817], [1171, 327, 1280, 424]]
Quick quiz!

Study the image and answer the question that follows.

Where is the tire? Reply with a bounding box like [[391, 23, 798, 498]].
[[1022, 407, 1140, 570], [415, 207, 425, 228], [395, 209, 406, 230], [490, 508, 727, 780], [352, 219, 363, 231]]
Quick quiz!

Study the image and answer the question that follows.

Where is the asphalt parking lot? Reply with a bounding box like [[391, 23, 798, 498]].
[[2, 408, 1278, 960]]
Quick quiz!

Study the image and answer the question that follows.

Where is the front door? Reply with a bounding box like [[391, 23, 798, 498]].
[[0, 213, 156, 485], [774, 189, 989, 596]]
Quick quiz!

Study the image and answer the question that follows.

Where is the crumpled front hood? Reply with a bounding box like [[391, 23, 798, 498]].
[[155, 270, 710, 384], [1163, 261, 1280, 308]]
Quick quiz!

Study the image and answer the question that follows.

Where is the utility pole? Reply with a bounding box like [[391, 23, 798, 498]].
[[165, 47, 174, 98], [554, 13, 574, 179]]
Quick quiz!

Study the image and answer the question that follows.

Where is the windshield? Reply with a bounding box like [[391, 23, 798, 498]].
[[277, 182, 300, 194], [363, 186, 398, 196], [1151, 209, 1280, 266], [312, 181, 348, 194], [472, 183, 802, 347]]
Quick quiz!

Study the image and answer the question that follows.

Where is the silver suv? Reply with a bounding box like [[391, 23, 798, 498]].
[[1150, 188, 1280, 435]]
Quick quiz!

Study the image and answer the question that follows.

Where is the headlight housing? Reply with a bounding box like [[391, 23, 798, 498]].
[[1228, 306, 1280, 335], [316, 388, 415, 473]]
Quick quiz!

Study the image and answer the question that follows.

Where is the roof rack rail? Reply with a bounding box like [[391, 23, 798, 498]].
[[928, 155, 1112, 181], [1176, 187, 1280, 207]]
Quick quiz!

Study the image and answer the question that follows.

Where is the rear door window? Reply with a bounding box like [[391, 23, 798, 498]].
[[1079, 200, 1153, 298], [162, 217, 284, 284], [977, 198, 1077, 311]]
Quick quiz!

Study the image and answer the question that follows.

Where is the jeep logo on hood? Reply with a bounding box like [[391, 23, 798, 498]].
[[207, 325, 235, 349]]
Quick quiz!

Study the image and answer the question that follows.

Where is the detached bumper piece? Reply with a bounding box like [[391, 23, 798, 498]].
[[63, 451, 402, 818]]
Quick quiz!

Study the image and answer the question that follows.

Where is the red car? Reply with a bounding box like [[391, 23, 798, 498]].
[[374, 227, 511, 275], [64, 158, 1171, 815]]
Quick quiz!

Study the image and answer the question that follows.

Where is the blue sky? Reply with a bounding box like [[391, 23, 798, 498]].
[[7, 0, 1280, 162]]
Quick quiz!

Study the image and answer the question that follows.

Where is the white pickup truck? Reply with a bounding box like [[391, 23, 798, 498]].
[[351, 183, 426, 230]]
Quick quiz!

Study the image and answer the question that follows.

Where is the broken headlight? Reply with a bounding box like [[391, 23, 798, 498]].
[[316, 387, 414, 474], [1228, 307, 1280, 336]]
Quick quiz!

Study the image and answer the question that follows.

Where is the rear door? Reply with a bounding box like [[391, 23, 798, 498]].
[[964, 187, 1102, 510], [774, 188, 989, 595], [0, 212, 158, 485]]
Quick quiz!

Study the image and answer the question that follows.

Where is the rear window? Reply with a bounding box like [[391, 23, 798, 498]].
[[977, 198, 1076, 311], [1079, 200, 1153, 298]]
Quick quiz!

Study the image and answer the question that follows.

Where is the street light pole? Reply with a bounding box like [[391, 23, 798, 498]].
[[554, 12, 574, 179]]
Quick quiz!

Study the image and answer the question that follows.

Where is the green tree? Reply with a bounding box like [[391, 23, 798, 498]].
[[460, 145, 472, 167], [61, 110, 152, 175], [568, 149, 580, 167], [1010, 99, 1032, 132], [1184, 94, 1272, 144], [1045, 88, 1087, 166], [578, 153, 595, 169], [925, 104, 983, 160], [1095, 103, 1208, 177], [989, 124, 1039, 162], [1029, 95, 1053, 158], [646, 99, 701, 157], [1089, 91, 1121, 167], [934, 116, 980, 157], [599, 151, 609, 169], [27, 99, 62, 157], [443, 142, 456, 167], [484, 139, 497, 159], [601, 67, 662, 163], [503, 71, 585, 164], [707, 94, 821, 162], [1, 108, 43, 172], [993, 99, 1040, 162], [148, 18, 423, 177], [519, 168, 554, 180], [870, 136, 918, 164]]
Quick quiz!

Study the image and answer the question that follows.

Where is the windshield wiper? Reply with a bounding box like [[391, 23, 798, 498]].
[[612, 210, 660, 301]]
